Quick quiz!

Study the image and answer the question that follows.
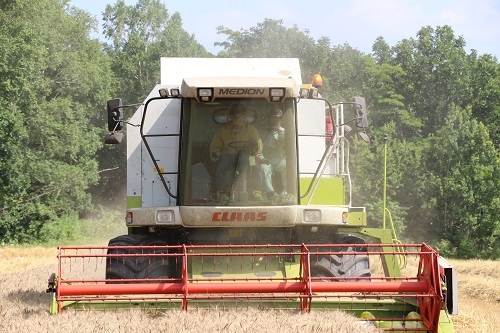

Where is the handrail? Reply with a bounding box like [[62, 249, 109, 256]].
[[140, 96, 181, 199]]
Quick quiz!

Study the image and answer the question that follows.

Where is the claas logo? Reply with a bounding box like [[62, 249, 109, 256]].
[[212, 211, 267, 222]]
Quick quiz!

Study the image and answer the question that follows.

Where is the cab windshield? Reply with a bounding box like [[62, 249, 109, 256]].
[[181, 98, 297, 206]]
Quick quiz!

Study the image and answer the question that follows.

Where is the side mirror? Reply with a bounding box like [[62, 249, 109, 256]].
[[107, 98, 123, 131], [354, 96, 368, 128], [104, 132, 123, 144], [358, 132, 370, 143]]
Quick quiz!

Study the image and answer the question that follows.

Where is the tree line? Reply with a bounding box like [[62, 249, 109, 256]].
[[0, 0, 498, 259]]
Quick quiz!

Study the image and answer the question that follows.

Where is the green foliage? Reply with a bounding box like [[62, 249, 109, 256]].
[[0, 0, 113, 243], [0, 2, 499, 259], [355, 26, 500, 258], [392, 26, 472, 136], [216, 19, 367, 102], [0, 104, 29, 205], [423, 108, 500, 258], [361, 55, 422, 138], [216, 19, 317, 59], [349, 125, 414, 237], [103, 0, 209, 104], [469, 52, 500, 148], [0, 203, 54, 245], [38, 211, 127, 246]]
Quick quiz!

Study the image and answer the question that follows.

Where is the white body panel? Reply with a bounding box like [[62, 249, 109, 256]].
[[127, 205, 350, 227], [161, 58, 302, 86], [130, 58, 304, 209], [127, 85, 180, 207], [296, 99, 328, 175]]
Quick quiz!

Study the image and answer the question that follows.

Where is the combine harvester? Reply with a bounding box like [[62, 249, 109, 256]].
[[47, 58, 457, 332]]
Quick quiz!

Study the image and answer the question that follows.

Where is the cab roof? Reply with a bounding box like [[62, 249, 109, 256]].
[[181, 76, 298, 101]]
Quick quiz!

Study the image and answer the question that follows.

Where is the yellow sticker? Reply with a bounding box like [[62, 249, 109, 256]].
[[228, 229, 243, 237]]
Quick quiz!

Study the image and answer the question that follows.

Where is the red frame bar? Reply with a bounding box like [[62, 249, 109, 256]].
[[54, 243, 443, 332], [58, 281, 429, 296]]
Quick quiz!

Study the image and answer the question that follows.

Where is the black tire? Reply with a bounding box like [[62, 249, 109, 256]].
[[105, 234, 177, 282], [310, 236, 371, 281]]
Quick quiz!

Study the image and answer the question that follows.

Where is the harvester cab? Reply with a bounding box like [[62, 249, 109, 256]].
[[48, 58, 457, 333]]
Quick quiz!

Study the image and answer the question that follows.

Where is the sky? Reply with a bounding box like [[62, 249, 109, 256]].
[[70, 0, 500, 58]]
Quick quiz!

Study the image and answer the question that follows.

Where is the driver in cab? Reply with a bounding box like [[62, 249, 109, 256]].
[[210, 103, 263, 201]]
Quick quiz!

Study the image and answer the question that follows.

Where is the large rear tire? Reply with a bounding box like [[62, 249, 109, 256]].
[[105, 234, 177, 281], [310, 236, 371, 281]]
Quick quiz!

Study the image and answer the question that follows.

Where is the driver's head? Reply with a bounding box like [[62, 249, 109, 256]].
[[267, 109, 283, 129], [229, 104, 246, 129]]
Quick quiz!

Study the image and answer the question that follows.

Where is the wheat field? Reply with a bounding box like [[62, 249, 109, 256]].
[[0, 247, 499, 333]]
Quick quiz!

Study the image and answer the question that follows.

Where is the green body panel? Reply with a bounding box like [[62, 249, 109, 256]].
[[438, 310, 455, 333], [59, 298, 419, 314], [346, 210, 366, 226], [127, 196, 142, 208], [299, 177, 344, 205], [188, 248, 301, 280]]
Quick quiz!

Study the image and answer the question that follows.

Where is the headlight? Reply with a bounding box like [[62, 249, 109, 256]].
[[310, 88, 319, 98], [170, 88, 180, 97], [299, 87, 309, 98], [197, 88, 214, 102], [270, 88, 285, 102], [158, 88, 169, 98], [303, 209, 321, 222], [156, 210, 175, 224], [342, 212, 348, 224]]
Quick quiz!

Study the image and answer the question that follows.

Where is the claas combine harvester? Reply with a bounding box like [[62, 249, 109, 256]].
[[47, 58, 458, 332]]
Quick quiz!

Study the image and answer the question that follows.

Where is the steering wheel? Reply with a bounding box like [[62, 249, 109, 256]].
[[228, 140, 257, 152]]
